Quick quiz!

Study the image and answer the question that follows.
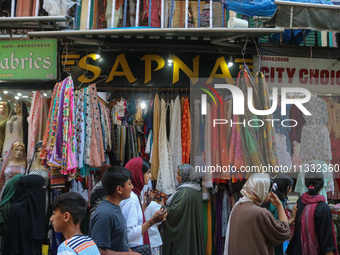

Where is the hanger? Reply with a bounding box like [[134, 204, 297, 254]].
[[241, 37, 248, 68], [252, 37, 262, 72], [61, 44, 72, 77], [77, 74, 108, 90]]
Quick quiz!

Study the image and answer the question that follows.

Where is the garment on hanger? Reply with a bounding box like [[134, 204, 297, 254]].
[[27, 92, 48, 160], [181, 97, 191, 164], [289, 104, 306, 152], [274, 134, 292, 168], [156, 99, 175, 195], [169, 96, 182, 186], [74, 89, 86, 169], [151, 94, 160, 181], [326, 100, 340, 139]]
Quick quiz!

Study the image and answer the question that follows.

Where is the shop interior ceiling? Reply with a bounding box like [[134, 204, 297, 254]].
[[0, 89, 52, 107]]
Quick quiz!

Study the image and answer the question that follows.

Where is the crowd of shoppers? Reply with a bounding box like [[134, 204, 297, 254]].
[[0, 147, 339, 255]]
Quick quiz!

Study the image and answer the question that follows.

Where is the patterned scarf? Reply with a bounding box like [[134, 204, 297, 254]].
[[300, 193, 339, 255]]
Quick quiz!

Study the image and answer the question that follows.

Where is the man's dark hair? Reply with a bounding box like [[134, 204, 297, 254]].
[[102, 166, 133, 195], [51, 192, 87, 224], [141, 158, 151, 174]]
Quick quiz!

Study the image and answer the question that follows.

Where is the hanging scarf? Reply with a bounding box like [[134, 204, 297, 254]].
[[300, 192, 339, 255], [125, 157, 150, 246]]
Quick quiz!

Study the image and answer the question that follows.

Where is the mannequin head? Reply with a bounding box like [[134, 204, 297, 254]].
[[14, 102, 22, 115], [0, 104, 4, 115], [10, 140, 25, 162]]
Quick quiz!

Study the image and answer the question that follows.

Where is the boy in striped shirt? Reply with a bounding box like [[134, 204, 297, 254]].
[[50, 192, 100, 255]]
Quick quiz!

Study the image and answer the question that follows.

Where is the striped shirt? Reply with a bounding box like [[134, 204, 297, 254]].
[[58, 235, 100, 255]]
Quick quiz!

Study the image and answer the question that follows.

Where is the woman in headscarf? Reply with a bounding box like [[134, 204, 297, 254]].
[[286, 172, 338, 255], [2, 175, 46, 255], [0, 140, 27, 197], [2, 100, 28, 157], [224, 173, 291, 255], [120, 157, 167, 250], [0, 174, 24, 247], [162, 164, 205, 255]]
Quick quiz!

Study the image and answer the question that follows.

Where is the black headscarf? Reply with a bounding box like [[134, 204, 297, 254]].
[[3, 175, 46, 255], [27, 141, 43, 174]]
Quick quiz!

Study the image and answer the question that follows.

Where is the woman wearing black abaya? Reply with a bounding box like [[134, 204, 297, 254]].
[[2, 175, 46, 255]]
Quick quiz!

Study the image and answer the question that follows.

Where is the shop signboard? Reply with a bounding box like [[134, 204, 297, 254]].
[[254, 55, 340, 95], [63, 52, 253, 87], [0, 39, 57, 80]]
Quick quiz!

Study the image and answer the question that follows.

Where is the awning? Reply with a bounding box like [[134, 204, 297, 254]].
[[268, 0, 340, 32]]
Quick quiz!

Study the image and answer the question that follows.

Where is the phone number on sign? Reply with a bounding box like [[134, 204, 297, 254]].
[[293, 163, 340, 172], [17, 43, 51, 48], [261, 56, 289, 62]]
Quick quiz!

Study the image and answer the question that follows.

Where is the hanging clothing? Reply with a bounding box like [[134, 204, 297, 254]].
[[289, 104, 306, 151], [151, 94, 160, 181], [275, 134, 292, 168], [156, 99, 175, 195], [169, 96, 182, 186], [27, 92, 48, 160], [142, 0, 162, 27], [181, 97, 191, 164], [326, 100, 340, 138], [303, 96, 329, 126], [74, 88, 86, 169]]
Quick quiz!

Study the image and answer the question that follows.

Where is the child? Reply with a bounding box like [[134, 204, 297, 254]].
[[50, 192, 100, 255]]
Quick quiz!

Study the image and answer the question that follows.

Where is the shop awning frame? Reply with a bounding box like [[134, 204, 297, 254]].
[[27, 27, 284, 45], [0, 16, 74, 30], [267, 0, 340, 32]]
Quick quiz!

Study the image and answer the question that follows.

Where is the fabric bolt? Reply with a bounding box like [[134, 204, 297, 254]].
[[156, 99, 175, 195], [74, 89, 85, 169], [57, 235, 100, 255], [299, 125, 332, 162], [303, 96, 329, 126], [27, 92, 48, 160], [151, 94, 160, 181], [169, 96, 182, 186], [181, 97, 191, 164], [326, 101, 340, 139]]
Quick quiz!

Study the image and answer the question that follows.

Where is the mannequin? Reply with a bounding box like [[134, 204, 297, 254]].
[[0, 140, 27, 197], [2, 100, 28, 158], [27, 141, 50, 214], [0, 102, 11, 156]]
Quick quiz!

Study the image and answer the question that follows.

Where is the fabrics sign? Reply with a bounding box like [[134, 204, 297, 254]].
[[254, 55, 340, 95], [0, 39, 57, 80]]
